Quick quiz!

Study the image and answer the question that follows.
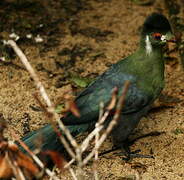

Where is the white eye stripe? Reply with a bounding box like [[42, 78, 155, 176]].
[[145, 35, 152, 55]]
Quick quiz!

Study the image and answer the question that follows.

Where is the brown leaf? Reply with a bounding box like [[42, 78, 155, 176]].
[[16, 151, 40, 175], [0, 156, 13, 179], [69, 100, 81, 117], [0, 142, 40, 179], [43, 150, 65, 170]]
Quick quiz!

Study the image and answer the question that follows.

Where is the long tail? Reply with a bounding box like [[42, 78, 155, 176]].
[[20, 123, 91, 153]]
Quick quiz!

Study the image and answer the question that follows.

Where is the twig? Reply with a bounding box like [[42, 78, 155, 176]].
[[93, 161, 98, 180], [6, 40, 83, 179], [93, 102, 104, 180], [68, 167, 78, 180], [6, 40, 79, 161], [64, 159, 75, 169], [93, 88, 118, 179], [80, 87, 118, 154], [49, 166, 56, 180], [83, 81, 130, 165], [81, 126, 103, 153]]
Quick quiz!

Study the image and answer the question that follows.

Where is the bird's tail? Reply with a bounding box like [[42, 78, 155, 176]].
[[20, 123, 91, 153]]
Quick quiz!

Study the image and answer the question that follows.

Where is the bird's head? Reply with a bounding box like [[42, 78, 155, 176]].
[[141, 13, 175, 54]]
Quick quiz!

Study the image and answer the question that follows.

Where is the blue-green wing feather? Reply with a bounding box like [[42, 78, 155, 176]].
[[63, 61, 152, 125]]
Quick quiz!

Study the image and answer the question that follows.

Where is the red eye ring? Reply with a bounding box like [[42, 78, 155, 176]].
[[152, 32, 162, 40]]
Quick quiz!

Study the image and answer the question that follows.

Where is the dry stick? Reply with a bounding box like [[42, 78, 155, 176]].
[[64, 159, 75, 169], [49, 166, 56, 180], [68, 167, 78, 180], [6, 40, 78, 178], [80, 87, 118, 154], [63, 160, 78, 180], [95, 102, 104, 159], [52, 125, 76, 160], [98, 87, 118, 126], [63, 86, 124, 168], [93, 103, 104, 180], [97, 102, 105, 127], [93, 87, 117, 176], [6, 40, 79, 159], [33, 94, 76, 160], [83, 81, 130, 165], [93, 162, 98, 180], [80, 125, 103, 153], [63, 125, 104, 169], [81, 87, 118, 161], [93, 135, 100, 180]]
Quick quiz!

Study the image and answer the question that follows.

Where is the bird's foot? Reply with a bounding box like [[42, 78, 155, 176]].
[[118, 148, 154, 161], [117, 131, 164, 160], [100, 131, 163, 161], [100, 145, 154, 161]]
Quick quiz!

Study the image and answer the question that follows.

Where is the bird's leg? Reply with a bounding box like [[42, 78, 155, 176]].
[[120, 131, 164, 161], [99, 146, 119, 156]]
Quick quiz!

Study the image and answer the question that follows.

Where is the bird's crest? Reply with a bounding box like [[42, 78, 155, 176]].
[[142, 13, 172, 35]]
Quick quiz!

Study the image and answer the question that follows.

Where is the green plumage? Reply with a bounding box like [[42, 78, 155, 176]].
[[21, 13, 174, 156]]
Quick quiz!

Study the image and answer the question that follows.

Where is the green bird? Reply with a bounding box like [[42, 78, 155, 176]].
[[21, 13, 174, 158]]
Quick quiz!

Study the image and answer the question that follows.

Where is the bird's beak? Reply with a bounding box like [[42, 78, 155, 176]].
[[167, 37, 176, 43], [165, 32, 176, 43]]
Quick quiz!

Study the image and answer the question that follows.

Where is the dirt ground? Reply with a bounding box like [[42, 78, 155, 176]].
[[0, 0, 184, 179]]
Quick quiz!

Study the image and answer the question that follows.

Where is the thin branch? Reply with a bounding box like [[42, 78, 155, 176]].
[[80, 87, 118, 154], [93, 102, 104, 180], [6, 40, 78, 161], [80, 125, 103, 153], [83, 81, 130, 165], [68, 167, 78, 180], [64, 159, 75, 169], [6, 40, 84, 178]]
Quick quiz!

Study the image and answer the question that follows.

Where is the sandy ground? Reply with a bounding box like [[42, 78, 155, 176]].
[[0, 0, 184, 179]]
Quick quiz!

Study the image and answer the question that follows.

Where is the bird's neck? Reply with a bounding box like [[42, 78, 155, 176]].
[[139, 35, 163, 57], [126, 37, 165, 97], [131, 45, 164, 69]]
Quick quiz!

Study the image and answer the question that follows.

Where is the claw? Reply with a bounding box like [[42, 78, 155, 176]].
[[117, 144, 154, 161], [121, 149, 154, 161]]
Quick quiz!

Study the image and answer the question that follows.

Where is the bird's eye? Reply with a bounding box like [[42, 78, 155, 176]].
[[152, 33, 162, 40]]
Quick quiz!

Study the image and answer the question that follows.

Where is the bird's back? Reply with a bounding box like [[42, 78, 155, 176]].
[[62, 54, 159, 127]]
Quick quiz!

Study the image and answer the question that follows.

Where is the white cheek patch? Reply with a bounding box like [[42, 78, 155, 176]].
[[161, 35, 167, 42], [145, 35, 152, 55]]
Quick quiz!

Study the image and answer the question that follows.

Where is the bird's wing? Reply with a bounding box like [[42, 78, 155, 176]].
[[62, 62, 153, 125]]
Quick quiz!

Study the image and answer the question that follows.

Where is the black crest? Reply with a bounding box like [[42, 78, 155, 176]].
[[142, 13, 172, 35]]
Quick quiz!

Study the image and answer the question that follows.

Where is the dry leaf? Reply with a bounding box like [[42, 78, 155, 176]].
[[69, 100, 81, 117], [0, 141, 40, 179], [43, 150, 65, 170]]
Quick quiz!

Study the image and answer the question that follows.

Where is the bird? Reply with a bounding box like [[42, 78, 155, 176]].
[[21, 13, 175, 159]]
